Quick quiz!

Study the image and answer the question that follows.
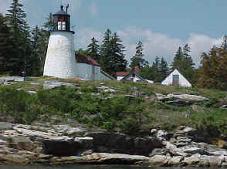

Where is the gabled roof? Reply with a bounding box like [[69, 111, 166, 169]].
[[161, 69, 192, 87], [75, 53, 100, 66], [121, 71, 145, 82]]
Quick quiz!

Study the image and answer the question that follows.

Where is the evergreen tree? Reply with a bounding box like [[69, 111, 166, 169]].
[[159, 57, 169, 81], [139, 65, 154, 80], [172, 46, 184, 70], [30, 26, 49, 76], [197, 42, 227, 90], [0, 14, 15, 74], [43, 13, 55, 31], [100, 29, 112, 74], [140, 56, 169, 82], [110, 33, 127, 73], [6, 0, 31, 75], [87, 37, 100, 61], [172, 44, 195, 82], [100, 29, 127, 75], [130, 41, 148, 68]]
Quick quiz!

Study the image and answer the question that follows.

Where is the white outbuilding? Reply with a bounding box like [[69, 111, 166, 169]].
[[161, 69, 192, 87]]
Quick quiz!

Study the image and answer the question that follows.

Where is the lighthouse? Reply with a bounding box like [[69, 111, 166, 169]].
[[43, 5, 77, 78]]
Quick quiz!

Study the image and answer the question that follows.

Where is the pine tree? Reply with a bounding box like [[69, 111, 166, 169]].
[[30, 26, 49, 76], [172, 47, 184, 70], [139, 56, 169, 82], [100, 29, 112, 74], [43, 13, 55, 31], [110, 33, 127, 73], [130, 41, 148, 69], [6, 0, 31, 75], [100, 30, 127, 75], [0, 14, 15, 74], [159, 57, 169, 81], [139, 65, 154, 80], [87, 37, 100, 61], [172, 44, 195, 82]]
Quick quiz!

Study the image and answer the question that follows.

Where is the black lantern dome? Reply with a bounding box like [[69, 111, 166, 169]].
[[52, 5, 74, 33]]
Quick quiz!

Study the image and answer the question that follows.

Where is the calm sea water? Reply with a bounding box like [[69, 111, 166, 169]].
[[0, 165, 199, 169]]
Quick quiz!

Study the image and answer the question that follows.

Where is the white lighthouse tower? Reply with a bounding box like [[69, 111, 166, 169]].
[[43, 5, 77, 78]]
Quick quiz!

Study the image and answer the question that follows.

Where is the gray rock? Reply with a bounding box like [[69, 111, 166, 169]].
[[150, 148, 168, 156], [42, 137, 93, 156], [85, 132, 163, 156], [198, 155, 210, 167], [222, 162, 227, 167], [209, 150, 227, 156], [0, 139, 7, 145], [50, 153, 149, 165], [168, 156, 183, 166], [181, 146, 208, 155], [167, 94, 208, 102], [7, 136, 35, 151], [53, 125, 87, 136], [157, 93, 209, 106], [43, 81, 75, 90], [182, 154, 201, 166], [0, 122, 13, 130], [164, 141, 187, 157], [0, 76, 25, 83], [208, 156, 223, 166], [156, 130, 168, 141], [149, 155, 170, 166]]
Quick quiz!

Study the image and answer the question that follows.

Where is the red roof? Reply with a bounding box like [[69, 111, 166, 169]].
[[115, 72, 129, 76], [75, 54, 100, 66]]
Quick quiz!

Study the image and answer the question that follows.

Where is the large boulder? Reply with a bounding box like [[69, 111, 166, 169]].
[[156, 93, 208, 106], [0, 122, 13, 131], [168, 156, 183, 166], [182, 154, 201, 166], [7, 136, 35, 151], [85, 132, 163, 155], [43, 81, 75, 90], [149, 155, 170, 166], [42, 137, 93, 156], [208, 156, 224, 167], [50, 153, 149, 165]]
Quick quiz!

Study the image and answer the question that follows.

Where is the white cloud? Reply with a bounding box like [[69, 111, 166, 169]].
[[0, 0, 11, 14], [76, 27, 222, 66], [76, 28, 103, 49], [186, 33, 222, 64]]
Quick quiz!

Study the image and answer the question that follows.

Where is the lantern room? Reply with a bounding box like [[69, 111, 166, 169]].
[[53, 5, 72, 32]]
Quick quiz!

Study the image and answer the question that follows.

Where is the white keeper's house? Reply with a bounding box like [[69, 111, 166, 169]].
[[43, 5, 113, 80]]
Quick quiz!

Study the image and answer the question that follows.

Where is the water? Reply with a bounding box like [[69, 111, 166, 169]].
[[0, 165, 199, 169]]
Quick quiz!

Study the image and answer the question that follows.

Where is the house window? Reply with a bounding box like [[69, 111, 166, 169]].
[[172, 75, 179, 86]]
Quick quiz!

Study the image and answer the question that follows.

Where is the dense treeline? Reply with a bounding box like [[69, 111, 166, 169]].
[[0, 0, 227, 90]]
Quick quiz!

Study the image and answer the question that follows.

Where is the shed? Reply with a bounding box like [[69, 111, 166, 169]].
[[161, 69, 192, 87]]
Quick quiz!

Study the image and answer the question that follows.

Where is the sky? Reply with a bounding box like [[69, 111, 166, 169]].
[[0, 0, 226, 66]]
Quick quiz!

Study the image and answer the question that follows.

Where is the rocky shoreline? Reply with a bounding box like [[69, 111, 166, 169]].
[[0, 122, 226, 167]]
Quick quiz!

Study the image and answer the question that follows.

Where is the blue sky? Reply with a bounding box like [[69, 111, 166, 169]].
[[0, 0, 226, 65]]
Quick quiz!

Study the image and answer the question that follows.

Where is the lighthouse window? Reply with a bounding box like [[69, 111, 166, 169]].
[[58, 22, 61, 30], [62, 22, 66, 30], [57, 21, 66, 31]]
